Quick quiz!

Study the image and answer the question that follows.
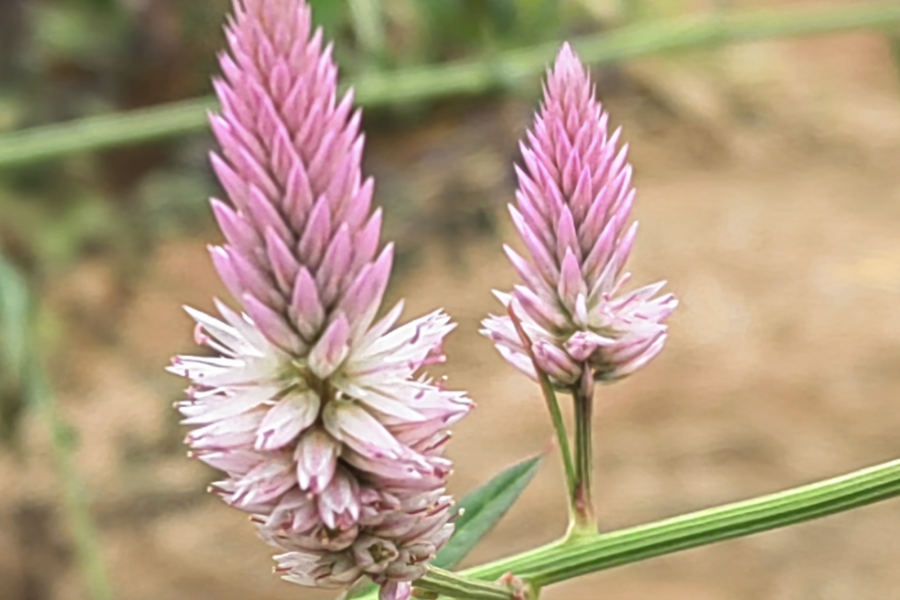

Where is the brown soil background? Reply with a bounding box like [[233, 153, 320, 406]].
[[4, 18, 900, 600]]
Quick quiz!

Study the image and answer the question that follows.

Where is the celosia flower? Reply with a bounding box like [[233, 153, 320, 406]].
[[168, 2, 471, 598], [482, 44, 677, 388]]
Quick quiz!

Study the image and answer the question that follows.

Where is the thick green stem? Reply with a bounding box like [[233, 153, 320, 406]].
[[570, 373, 595, 535], [506, 306, 577, 521], [462, 458, 900, 586], [416, 566, 515, 600], [2, 2, 900, 168], [347, 458, 900, 600]]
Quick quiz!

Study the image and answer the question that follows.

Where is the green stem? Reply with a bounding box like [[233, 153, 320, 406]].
[[4, 251, 111, 600], [27, 363, 113, 600], [2, 2, 900, 168], [506, 305, 577, 520], [570, 373, 595, 535], [0, 97, 216, 169], [462, 458, 900, 587], [416, 566, 515, 600]]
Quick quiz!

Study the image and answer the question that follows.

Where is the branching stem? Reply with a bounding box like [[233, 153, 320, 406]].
[[399, 458, 900, 600], [506, 306, 577, 522]]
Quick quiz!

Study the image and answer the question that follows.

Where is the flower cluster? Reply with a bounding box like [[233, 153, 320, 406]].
[[482, 44, 677, 389], [169, 2, 470, 599]]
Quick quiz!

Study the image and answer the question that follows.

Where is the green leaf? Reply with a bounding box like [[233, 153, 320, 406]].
[[434, 454, 543, 570], [309, 0, 349, 38], [0, 252, 29, 382], [0, 252, 31, 441], [344, 455, 542, 600], [888, 32, 900, 86]]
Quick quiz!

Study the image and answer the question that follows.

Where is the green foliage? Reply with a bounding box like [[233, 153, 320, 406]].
[[346, 455, 542, 599], [31, 2, 128, 66], [888, 32, 900, 85], [434, 455, 543, 570], [0, 252, 30, 442], [311, 0, 352, 37], [412, 0, 561, 61], [305, 0, 566, 73]]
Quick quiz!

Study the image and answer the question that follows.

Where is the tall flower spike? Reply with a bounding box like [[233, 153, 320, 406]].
[[482, 44, 677, 388], [169, 2, 471, 598]]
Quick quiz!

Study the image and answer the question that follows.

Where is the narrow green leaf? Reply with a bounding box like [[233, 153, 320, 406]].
[[0, 254, 112, 598], [434, 454, 543, 570], [344, 455, 542, 599], [888, 32, 900, 86], [0, 252, 29, 382], [0, 252, 31, 441]]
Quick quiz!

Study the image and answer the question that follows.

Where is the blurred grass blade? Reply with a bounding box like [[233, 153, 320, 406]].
[[889, 32, 900, 85], [0, 252, 29, 384], [434, 454, 543, 570], [349, 0, 386, 62], [0, 254, 113, 600], [0, 97, 215, 169], [0, 252, 29, 440], [2, 2, 900, 169], [27, 365, 113, 600]]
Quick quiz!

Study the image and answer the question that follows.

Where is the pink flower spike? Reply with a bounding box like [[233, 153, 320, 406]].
[[170, 0, 470, 593], [482, 42, 677, 387]]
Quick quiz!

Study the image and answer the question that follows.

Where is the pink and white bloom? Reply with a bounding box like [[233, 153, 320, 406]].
[[169, 1, 470, 597], [482, 44, 677, 388]]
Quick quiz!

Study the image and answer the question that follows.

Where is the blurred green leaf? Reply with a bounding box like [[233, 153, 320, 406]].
[[67, 0, 119, 13], [349, 0, 389, 71], [484, 0, 519, 37], [434, 454, 543, 569], [415, 0, 483, 59], [137, 168, 216, 236], [0, 251, 30, 441], [0, 252, 28, 381], [0, 250, 113, 598], [888, 32, 900, 85], [310, 0, 350, 38], [516, 0, 561, 43], [23, 338, 113, 600], [32, 3, 126, 65]]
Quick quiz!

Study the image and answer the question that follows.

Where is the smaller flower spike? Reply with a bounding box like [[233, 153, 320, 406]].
[[482, 43, 677, 387], [170, 1, 471, 597]]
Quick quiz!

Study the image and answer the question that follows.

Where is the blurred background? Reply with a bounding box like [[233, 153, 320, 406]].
[[2, 0, 900, 599]]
